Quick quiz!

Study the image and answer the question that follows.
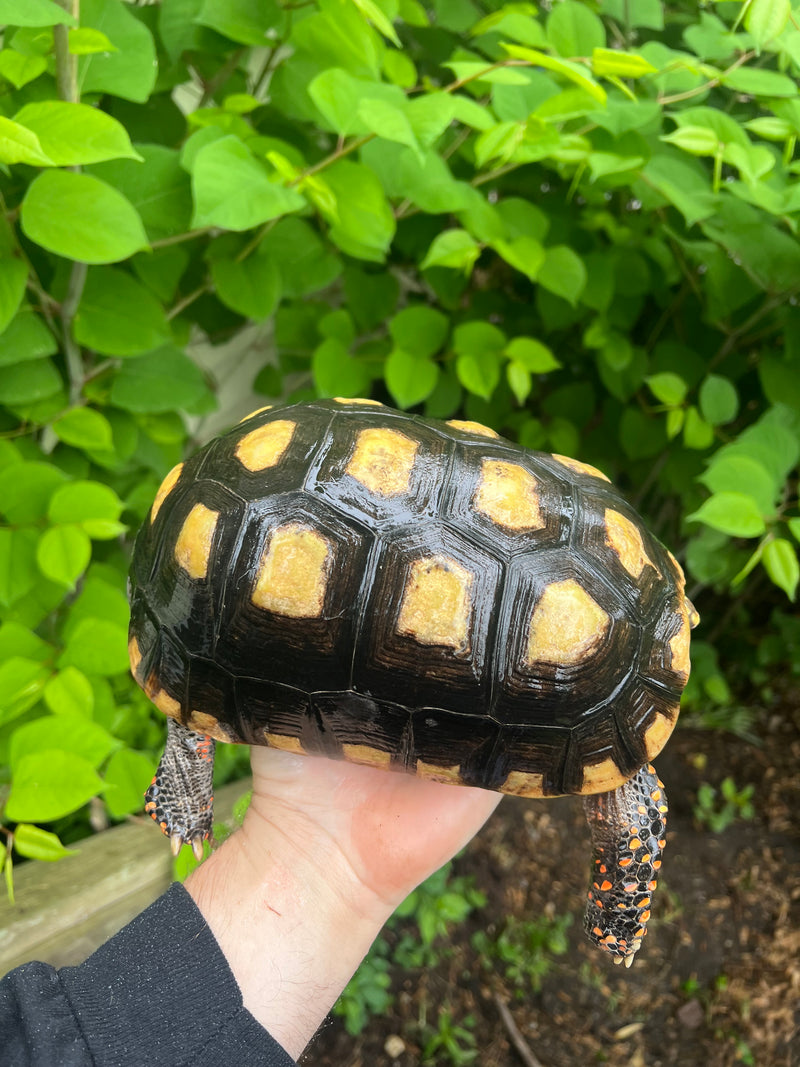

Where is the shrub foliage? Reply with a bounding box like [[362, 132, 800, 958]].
[[0, 0, 798, 879]]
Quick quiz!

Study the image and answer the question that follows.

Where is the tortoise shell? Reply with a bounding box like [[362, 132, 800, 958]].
[[128, 398, 693, 799]]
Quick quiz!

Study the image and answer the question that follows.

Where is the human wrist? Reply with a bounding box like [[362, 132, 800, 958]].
[[185, 803, 393, 1058]]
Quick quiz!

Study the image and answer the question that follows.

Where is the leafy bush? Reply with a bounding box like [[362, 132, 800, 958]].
[[0, 0, 799, 887]]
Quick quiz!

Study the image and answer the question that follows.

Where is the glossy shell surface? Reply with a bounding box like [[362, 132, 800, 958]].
[[129, 400, 693, 798]]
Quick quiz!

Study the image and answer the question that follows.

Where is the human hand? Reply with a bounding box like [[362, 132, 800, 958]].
[[186, 746, 501, 1057]]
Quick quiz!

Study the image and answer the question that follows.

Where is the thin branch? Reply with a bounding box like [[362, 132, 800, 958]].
[[167, 284, 211, 321], [658, 50, 755, 106], [150, 228, 213, 250], [494, 994, 545, 1067]]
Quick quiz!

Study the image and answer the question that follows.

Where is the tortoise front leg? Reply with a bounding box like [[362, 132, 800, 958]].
[[582, 763, 668, 966], [145, 717, 216, 860]]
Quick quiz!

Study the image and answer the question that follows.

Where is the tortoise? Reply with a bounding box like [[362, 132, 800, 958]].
[[128, 398, 698, 966]]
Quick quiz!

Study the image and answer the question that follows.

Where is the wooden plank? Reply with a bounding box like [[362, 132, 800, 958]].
[[0, 779, 249, 977]]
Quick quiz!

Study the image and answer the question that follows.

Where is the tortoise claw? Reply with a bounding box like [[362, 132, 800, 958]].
[[170, 833, 184, 857], [191, 836, 205, 862]]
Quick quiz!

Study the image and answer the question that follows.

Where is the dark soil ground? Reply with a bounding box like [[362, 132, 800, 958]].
[[305, 697, 800, 1067]]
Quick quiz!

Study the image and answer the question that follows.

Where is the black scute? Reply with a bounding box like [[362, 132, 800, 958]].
[[129, 400, 688, 796]]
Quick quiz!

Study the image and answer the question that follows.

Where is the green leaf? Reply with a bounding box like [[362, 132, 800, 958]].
[[358, 97, 420, 155], [504, 337, 561, 373], [641, 151, 718, 227], [661, 125, 719, 156], [788, 517, 800, 543], [73, 268, 170, 357], [21, 171, 149, 264], [68, 27, 118, 54], [474, 121, 524, 169], [5, 750, 104, 822], [211, 255, 282, 321], [501, 44, 607, 104], [104, 749, 157, 819], [44, 667, 95, 718], [405, 93, 457, 146], [323, 160, 396, 262], [351, 0, 401, 46], [385, 349, 439, 408], [744, 117, 793, 141], [646, 372, 687, 406], [52, 408, 115, 452], [0, 307, 58, 366], [263, 218, 342, 299], [0, 50, 47, 89], [13, 824, 78, 862], [539, 245, 586, 305], [0, 0, 76, 26], [745, 0, 791, 48], [0, 461, 67, 523], [48, 481, 123, 537], [762, 538, 798, 600], [77, 0, 158, 103], [59, 617, 130, 676], [493, 235, 545, 281], [721, 67, 797, 97], [507, 361, 532, 404], [10, 715, 115, 773], [546, 0, 605, 57], [196, 0, 282, 46], [312, 338, 372, 398], [688, 492, 767, 538], [699, 455, 776, 516], [683, 406, 715, 450], [0, 116, 55, 166], [308, 70, 404, 137], [699, 375, 738, 425], [192, 136, 306, 231], [0, 623, 51, 663], [383, 48, 417, 88], [111, 347, 210, 413], [420, 229, 480, 273], [0, 656, 51, 726], [37, 525, 92, 588], [0, 258, 28, 335], [389, 307, 449, 359], [591, 48, 656, 78], [90, 146, 193, 243], [456, 352, 501, 399], [14, 102, 142, 166], [0, 359, 62, 404]]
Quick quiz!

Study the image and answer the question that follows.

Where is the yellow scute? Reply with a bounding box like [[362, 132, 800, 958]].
[[526, 579, 610, 666], [251, 523, 331, 618]]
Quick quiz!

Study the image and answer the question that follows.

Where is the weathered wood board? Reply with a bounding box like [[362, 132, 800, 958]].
[[0, 779, 247, 978]]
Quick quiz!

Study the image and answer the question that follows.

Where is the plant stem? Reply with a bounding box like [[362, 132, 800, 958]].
[[54, 0, 79, 103], [54, 0, 85, 408]]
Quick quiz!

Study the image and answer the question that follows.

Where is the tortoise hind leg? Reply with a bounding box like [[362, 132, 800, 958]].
[[145, 718, 216, 860], [581, 763, 668, 966]]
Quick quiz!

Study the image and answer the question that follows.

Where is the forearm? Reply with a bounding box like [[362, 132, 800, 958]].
[[185, 807, 393, 1059]]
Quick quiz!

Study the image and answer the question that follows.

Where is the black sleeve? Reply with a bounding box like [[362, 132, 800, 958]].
[[0, 882, 297, 1067]]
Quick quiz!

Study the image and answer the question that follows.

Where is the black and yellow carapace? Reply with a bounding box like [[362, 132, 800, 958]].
[[128, 398, 697, 966]]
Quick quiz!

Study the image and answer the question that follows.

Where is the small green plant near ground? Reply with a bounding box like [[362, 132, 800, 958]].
[[693, 778, 756, 833], [420, 1007, 478, 1066], [472, 912, 572, 995], [334, 941, 394, 1037], [332, 861, 485, 1034], [392, 862, 487, 968]]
